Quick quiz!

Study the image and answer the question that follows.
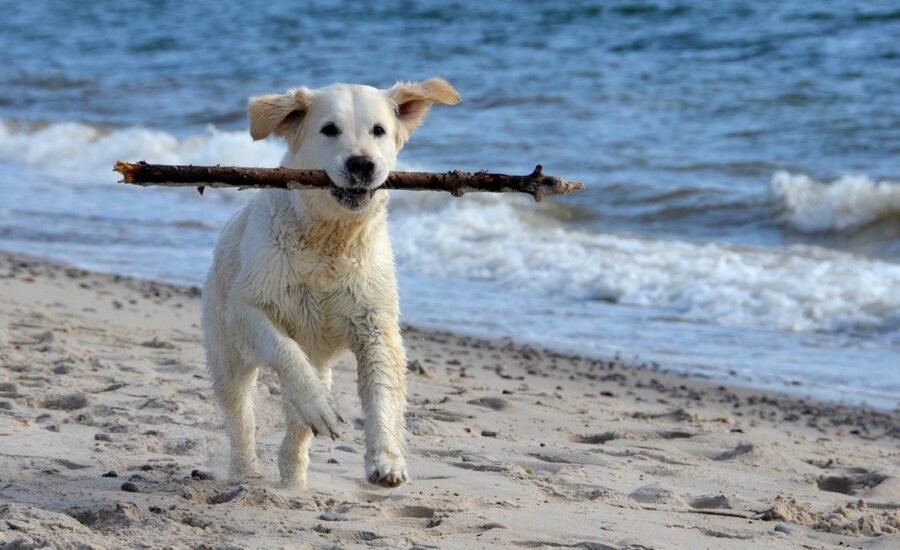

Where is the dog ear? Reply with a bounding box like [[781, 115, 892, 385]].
[[387, 78, 460, 143], [248, 88, 314, 145]]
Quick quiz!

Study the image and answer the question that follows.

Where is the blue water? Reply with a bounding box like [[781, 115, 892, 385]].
[[0, 1, 898, 406]]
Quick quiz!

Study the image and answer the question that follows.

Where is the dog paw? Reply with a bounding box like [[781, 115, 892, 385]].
[[280, 476, 307, 490], [301, 393, 345, 441], [229, 455, 262, 479], [366, 454, 408, 488]]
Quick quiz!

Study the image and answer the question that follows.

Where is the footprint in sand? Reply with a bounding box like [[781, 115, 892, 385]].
[[185, 484, 318, 511], [140, 338, 176, 350], [656, 430, 696, 439], [628, 483, 687, 507], [405, 408, 471, 436], [714, 443, 756, 460], [632, 407, 699, 423], [451, 462, 509, 473], [712, 442, 806, 472], [525, 449, 611, 468], [570, 431, 620, 444], [466, 397, 511, 411], [67, 502, 145, 531], [386, 505, 437, 519], [686, 494, 732, 510], [816, 469, 896, 497], [42, 393, 89, 411]]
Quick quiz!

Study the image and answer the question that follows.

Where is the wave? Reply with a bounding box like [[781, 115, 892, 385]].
[[0, 120, 285, 183], [389, 194, 900, 335], [770, 171, 900, 233], [1, 120, 898, 337]]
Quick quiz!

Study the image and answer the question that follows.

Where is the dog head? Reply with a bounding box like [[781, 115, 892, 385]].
[[248, 78, 460, 212]]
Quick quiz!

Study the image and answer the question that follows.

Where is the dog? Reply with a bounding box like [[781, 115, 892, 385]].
[[201, 78, 460, 488]]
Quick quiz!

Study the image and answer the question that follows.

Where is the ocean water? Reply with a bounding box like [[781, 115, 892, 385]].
[[0, 1, 898, 406]]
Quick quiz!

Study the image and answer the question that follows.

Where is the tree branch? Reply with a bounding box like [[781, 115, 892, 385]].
[[113, 161, 584, 201]]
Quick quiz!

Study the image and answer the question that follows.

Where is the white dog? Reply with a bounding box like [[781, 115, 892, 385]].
[[201, 78, 460, 488]]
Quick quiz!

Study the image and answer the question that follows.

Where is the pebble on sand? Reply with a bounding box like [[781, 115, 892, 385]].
[[140, 337, 176, 349], [190, 469, 215, 480]]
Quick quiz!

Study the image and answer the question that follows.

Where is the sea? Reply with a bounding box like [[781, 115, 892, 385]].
[[1, 1, 898, 407]]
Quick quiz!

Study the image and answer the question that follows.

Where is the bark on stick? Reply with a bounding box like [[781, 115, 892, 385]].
[[113, 161, 584, 201]]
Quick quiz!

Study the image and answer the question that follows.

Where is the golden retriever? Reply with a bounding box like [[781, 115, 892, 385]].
[[202, 78, 459, 488]]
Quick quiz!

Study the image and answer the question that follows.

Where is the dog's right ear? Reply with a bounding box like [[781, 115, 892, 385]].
[[248, 88, 314, 144]]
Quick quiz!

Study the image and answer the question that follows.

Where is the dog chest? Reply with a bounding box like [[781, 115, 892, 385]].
[[274, 280, 341, 352], [289, 247, 363, 294]]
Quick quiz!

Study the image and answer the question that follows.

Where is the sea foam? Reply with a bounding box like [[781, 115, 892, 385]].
[[389, 193, 900, 335], [770, 170, 900, 232], [0, 121, 285, 183]]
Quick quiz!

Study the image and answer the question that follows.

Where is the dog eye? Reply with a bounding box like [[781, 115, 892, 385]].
[[372, 124, 386, 137], [320, 123, 340, 137]]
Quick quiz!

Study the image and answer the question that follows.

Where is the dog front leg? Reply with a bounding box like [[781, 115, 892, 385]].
[[229, 303, 344, 442], [351, 316, 408, 487]]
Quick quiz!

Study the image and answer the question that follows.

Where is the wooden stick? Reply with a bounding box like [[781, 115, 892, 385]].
[[113, 161, 584, 201]]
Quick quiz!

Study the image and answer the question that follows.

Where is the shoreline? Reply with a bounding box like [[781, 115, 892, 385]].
[[1, 250, 899, 548], [3, 248, 897, 414]]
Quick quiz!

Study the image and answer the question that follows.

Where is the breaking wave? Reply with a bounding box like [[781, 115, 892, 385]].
[[770, 171, 900, 232], [0, 120, 285, 183], [389, 194, 900, 335]]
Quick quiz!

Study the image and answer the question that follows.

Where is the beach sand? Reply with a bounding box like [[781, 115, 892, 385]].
[[0, 251, 898, 549]]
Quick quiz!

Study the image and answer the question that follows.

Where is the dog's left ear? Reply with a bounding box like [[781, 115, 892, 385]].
[[248, 88, 314, 147], [387, 78, 460, 144]]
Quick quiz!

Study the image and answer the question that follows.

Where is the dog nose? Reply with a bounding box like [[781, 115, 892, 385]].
[[346, 156, 375, 180]]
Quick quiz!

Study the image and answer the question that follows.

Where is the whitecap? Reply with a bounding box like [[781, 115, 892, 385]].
[[770, 170, 900, 232], [0, 121, 286, 184], [389, 194, 900, 335]]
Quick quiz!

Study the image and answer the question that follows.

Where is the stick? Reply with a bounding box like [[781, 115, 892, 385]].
[[113, 161, 584, 201]]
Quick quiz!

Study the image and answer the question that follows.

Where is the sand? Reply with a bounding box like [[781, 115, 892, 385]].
[[0, 251, 898, 549]]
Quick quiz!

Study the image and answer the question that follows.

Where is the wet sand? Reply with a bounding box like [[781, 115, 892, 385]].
[[0, 251, 898, 549]]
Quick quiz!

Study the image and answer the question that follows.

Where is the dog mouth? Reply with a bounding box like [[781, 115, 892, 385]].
[[330, 186, 376, 210]]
